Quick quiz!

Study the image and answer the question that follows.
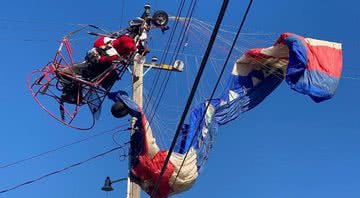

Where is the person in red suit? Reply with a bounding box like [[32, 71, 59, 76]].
[[60, 35, 137, 103], [88, 35, 137, 64]]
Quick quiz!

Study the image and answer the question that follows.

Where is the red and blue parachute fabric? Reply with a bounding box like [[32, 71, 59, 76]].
[[107, 33, 342, 198], [280, 33, 343, 102], [108, 92, 199, 198], [224, 32, 343, 110], [175, 32, 343, 171]]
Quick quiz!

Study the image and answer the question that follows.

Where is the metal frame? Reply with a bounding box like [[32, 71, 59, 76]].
[[27, 21, 167, 130], [27, 26, 130, 130]]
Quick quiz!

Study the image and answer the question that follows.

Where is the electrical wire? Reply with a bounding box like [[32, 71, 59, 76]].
[[170, 0, 254, 186], [150, 1, 230, 197], [0, 124, 130, 169], [141, 0, 194, 151], [145, 0, 198, 143], [144, 0, 187, 112], [0, 144, 129, 194]]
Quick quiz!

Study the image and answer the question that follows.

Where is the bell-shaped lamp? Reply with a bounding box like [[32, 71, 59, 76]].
[[101, 177, 114, 192]]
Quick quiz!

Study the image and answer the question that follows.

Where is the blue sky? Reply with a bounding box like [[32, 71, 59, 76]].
[[1, 0, 359, 198]]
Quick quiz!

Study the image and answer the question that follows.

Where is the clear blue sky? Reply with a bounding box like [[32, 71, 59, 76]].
[[1, 0, 359, 198]]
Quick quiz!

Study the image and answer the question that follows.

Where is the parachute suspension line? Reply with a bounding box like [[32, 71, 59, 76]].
[[191, 19, 286, 80], [170, 0, 255, 187], [199, 21, 284, 80], [144, 0, 187, 113], [342, 76, 360, 81], [181, 16, 192, 51], [146, 4, 196, 134], [185, 22, 231, 92], [194, 18, 237, 36], [151, 115, 167, 147], [234, 30, 278, 47], [0, 144, 129, 194], [189, 21, 216, 51], [209, 57, 226, 90], [147, 2, 194, 110], [145, 0, 198, 136], [194, 17, 278, 44], [147, 13, 195, 111], [145, 88, 178, 149], [194, 55, 210, 99], [190, 21, 238, 58], [182, 55, 200, 105], [0, 124, 130, 170], [144, 6, 197, 149], [144, 88, 182, 122], [194, 22, 245, 58], [192, 18, 276, 65], [150, 0, 230, 197], [144, 0, 190, 145], [143, 90, 168, 148], [187, 23, 239, 92], [142, 0, 188, 139]]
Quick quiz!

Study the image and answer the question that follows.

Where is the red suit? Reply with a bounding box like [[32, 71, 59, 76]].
[[92, 35, 136, 63]]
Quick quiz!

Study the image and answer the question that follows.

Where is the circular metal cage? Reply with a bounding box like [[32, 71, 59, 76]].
[[27, 25, 129, 130]]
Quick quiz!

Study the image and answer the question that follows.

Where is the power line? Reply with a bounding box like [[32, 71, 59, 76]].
[[0, 18, 85, 26], [0, 124, 130, 169], [145, 0, 198, 139], [144, 0, 187, 113], [171, 0, 255, 186], [141, 0, 190, 146], [150, 0, 230, 197], [0, 144, 129, 194]]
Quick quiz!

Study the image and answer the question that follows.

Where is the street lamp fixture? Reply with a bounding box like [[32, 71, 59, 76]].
[[101, 176, 127, 192]]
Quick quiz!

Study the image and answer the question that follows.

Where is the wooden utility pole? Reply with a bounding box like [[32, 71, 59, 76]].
[[127, 53, 144, 198]]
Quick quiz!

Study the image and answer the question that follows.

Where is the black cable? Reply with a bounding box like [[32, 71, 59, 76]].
[[141, 0, 191, 148], [0, 18, 85, 26], [143, 0, 187, 113], [145, 0, 198, 137], [150, 0, 230, 197], [0, 124, 130, 169], [170, 0, 255, 186], [0, 145, 129, 194]]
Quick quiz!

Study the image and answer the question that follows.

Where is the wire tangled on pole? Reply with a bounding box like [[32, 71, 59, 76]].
[[145, 0, 199, 138], [144, 0, 188, 113], [150, 0, 230, 197], [170, 0, 255, 187]]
